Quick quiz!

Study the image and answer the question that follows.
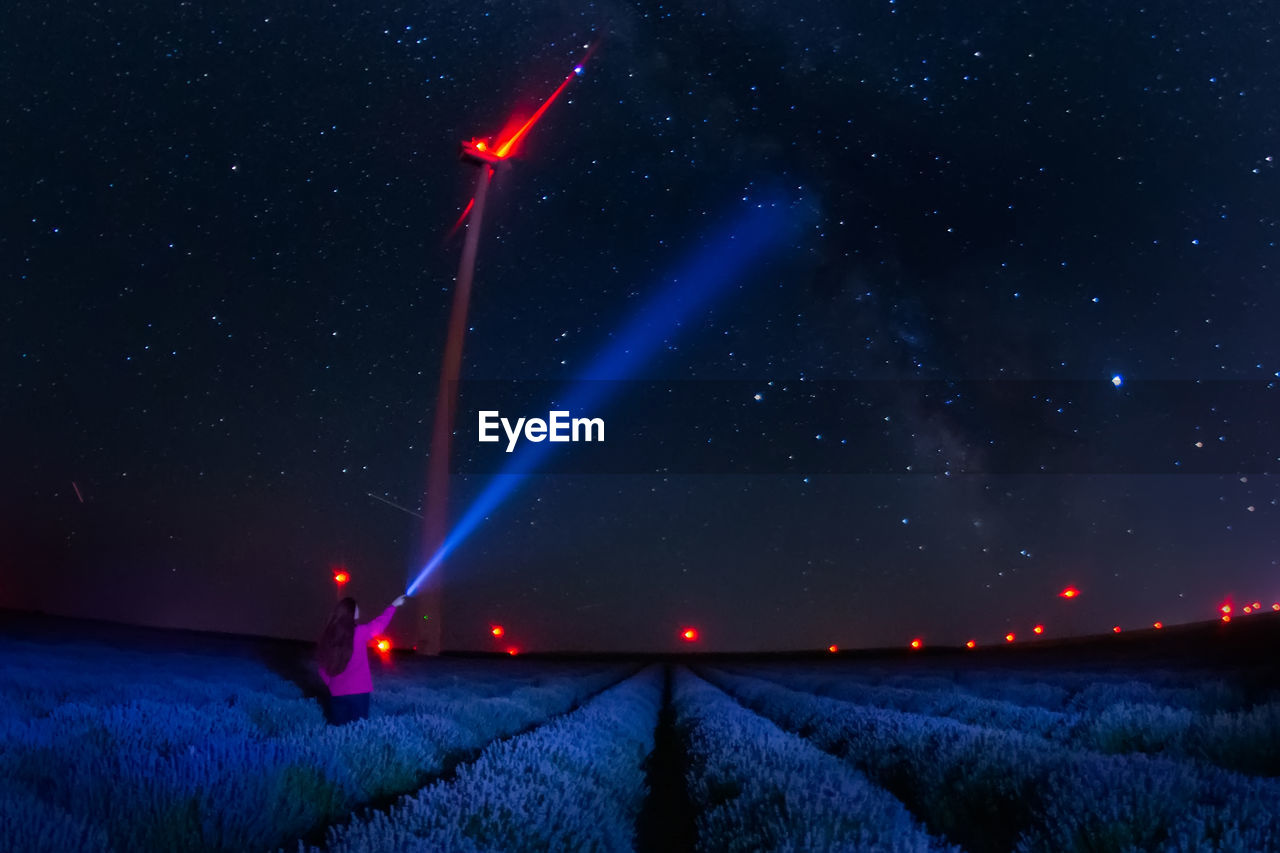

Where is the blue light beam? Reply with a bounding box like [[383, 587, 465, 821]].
[[406, 194, 814, 595]]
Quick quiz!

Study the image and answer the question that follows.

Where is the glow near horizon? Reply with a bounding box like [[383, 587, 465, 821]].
[[406, 194, 815, 596]]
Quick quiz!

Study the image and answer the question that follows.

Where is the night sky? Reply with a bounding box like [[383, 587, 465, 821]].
[[4, 0, 1279, 652]]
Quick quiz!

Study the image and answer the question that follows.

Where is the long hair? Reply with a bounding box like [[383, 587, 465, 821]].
[[317, 597, 357, 677]]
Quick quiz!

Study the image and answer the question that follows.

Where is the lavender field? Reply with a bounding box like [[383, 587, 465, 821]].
[[2, 614, 1278, 852]]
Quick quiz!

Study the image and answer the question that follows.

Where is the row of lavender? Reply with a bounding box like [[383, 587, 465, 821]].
[[741, 661, 1261, 712], [0, 636, 615, 728], [310, 666, 665, 852], [722, 662, 1280, 777], [0, 636, 628, 852], [306, 667, 956, 852], [673, 669, 957, 852], [705, 668, 1280, 852]]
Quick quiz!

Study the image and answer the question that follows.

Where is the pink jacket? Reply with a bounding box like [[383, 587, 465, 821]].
[[319, 605, 396, 696]]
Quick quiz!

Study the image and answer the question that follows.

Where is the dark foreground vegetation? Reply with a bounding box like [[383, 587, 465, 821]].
[[1, 611, 1277, 852]]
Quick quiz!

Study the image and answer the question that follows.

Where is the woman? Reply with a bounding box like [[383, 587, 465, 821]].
[[316, 594, 406, 724]]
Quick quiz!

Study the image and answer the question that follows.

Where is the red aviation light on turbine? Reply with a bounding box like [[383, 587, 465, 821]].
[[909, 638, 923, 650], [965, 640, 977, 649], [1273, 603, 1279, 611], [1220, 604, 1232, 614], [681, 627, 699, 642], [1112, 625, 1122, 633], [1059, 587, 1080, 599], [1243, 606, 1253, 614], [459, 138, 506, 167], [1033, 624, 1045, 635], [448, 44, 598, 236], [490, 625, 505, 638], [1252, 601, 1262, 610], [506, 646, 519, 656], [1005, 633, 1016, 643], [1222, 614, 1232, 623], [827, 644, 839, 653], [1153, 621, 1164, 629], [333, 570, 350, 586]]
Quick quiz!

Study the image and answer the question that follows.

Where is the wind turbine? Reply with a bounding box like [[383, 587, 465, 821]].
[[412, 46, 597, 654]]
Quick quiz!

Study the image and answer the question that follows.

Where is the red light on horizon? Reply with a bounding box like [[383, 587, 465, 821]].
[[1220, 604, 1232, 614], [910, 638, 922, 650], [828, 644, 838, 653], [1113, 625, 1122, 633], [1005, 633, 1016, 643], [374, 637, 391, 652], [681, 628, 699, 642], [1252, 601, 1262, 610], [1243, 606, 1253, 614], [1153, 621, 1164, 629], [1273, 603, 1279, 611], [1222, 614, 1232, 623], [506, 646, 519, 656], [1033, 624, 1045, 635], [965, 640, 977, 649], [333, 570, 350, 585], [491, 625, 505, 638], [1059, 587, 1080, 599]]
